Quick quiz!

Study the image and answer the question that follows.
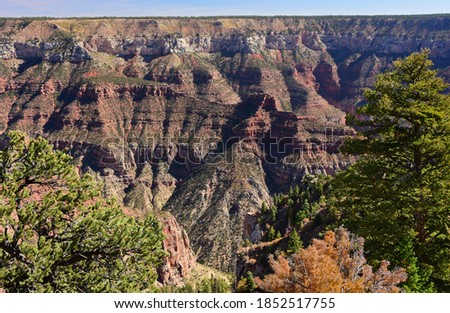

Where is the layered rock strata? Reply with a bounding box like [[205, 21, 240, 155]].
[[1, 16, 449, 273]]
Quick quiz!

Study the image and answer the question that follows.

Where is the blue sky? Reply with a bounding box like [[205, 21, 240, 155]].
[[1, 0, 449, 17]]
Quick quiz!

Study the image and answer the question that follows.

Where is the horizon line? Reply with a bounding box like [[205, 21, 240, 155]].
[[1, 13, 450, 20]]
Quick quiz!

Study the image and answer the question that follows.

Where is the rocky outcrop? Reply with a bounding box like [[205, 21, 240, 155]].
[[1, 22, 92, 63], [0, 39, 14, 59], [230, 94, 354, 192], [158, 213, 196, 285], [5, 39, 91, 63]]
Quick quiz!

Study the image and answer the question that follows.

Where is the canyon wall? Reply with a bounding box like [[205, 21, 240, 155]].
[[0, 16, 449, 273]]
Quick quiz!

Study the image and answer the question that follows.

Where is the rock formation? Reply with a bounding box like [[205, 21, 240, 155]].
[[158, 213, 196, 285]]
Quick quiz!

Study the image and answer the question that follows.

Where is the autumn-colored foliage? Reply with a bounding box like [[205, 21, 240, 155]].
[[255, 228, 407, 293]]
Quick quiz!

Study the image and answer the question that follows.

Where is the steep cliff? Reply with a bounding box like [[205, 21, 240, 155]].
[[0, 15, 449, 273], [158, 212, 197, 285]]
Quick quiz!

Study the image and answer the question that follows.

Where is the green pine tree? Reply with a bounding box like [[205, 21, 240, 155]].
[[332, 50, 450, 292], [276, 230, 282, 239], [0, 131, 165, 292], [261, 202, 269, 213], [270, 205, 277, 222], [245, 271, 256, 292], [287, 230, 302, 255], [267, 226, 276, 241]]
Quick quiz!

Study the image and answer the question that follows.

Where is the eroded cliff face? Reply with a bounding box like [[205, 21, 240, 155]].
[[158, 213, 196, 285], [0, 16, 449, 273]]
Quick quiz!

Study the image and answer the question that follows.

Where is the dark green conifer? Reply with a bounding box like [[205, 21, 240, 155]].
[[333, 51, 450, 292]]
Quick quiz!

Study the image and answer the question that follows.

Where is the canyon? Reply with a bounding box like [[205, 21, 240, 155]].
[[0, 16, 449, 281]]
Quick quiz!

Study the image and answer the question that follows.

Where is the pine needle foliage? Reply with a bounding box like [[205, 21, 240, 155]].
[[0, 131, 165, 292], [332, 50, 450, 292]]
